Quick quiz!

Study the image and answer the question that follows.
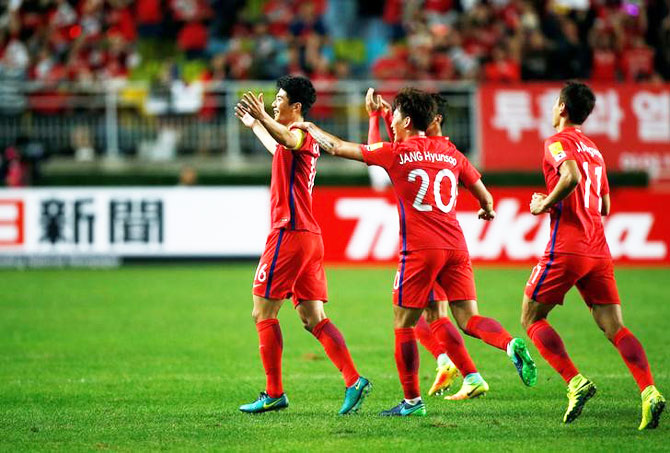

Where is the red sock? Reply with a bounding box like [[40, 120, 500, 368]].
[[256, 319, 283, 397], [465, 315, 514, 351], [527, 320, 579, 383], [415, 316, 443, 359], [612, 327, 654, 392], [429, 318, 477, 376], [312, 319, 360, 387], [394, 328, 420, 399]]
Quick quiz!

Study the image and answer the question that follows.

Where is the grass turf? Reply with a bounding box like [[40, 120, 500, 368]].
[[0, 264, 668, 451]]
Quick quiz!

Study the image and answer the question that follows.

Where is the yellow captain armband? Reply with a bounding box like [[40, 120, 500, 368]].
[[366, 142, 384, 152], [291, 129, 306, 150]]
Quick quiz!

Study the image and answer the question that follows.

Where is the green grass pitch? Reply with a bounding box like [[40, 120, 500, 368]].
[[0, 264, 668, 451]]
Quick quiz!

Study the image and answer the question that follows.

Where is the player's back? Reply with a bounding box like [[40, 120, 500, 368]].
[[542, 127, 610, 257], [270, 129, 321, 233], [386, 135, 481, 252]]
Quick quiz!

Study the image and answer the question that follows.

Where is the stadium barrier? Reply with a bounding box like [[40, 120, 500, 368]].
[[0, 186, 668, 267]]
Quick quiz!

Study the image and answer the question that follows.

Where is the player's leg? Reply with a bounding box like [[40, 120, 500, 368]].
[[380, 305, 428, 416], [523, 256, 595, 423], [293, 232, 370, 415], [425, 300, 478, 398], [381, 251, 436, 416], [239, 295, 289, 413], [420, 287, 458, 396], [580, 258, 665, 429], [440, 251, 537, 386]]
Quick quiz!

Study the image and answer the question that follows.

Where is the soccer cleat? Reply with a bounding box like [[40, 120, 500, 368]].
[[445, 373, 489, 400], [379, 399, 427, 417], [639, 385, 665, 430], [339, 376, 373, 415], [428, 363, 459, 396], [239, 391, 289, 414], [563, 374, 596, 423], [507, 337, 538, 387]]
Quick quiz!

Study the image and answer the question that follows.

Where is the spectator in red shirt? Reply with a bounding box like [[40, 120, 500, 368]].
[[483, 43, 520, 82]]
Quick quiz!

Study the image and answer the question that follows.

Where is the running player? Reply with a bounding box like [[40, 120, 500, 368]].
[[234, 75, 371, 415], [522, 81, 665, 429], [294, 88, 537, 416], [366, 89, 459, 397]]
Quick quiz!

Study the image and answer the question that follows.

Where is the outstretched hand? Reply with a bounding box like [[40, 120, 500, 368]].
[[239, 91, 268, 120], [365, 88, 380, 115], [234, 104, 256, 128]]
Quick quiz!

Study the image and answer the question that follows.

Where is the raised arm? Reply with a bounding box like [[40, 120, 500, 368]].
[[468, 179, 496, 220], [293, 121, 364, 162], [530, 159, 581, 215], [239, 92, 304, 150], [235, 105, 278, 154], [366, 88, 383, 144]]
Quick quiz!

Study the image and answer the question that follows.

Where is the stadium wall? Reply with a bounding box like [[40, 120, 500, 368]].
[[0, 187, 668, 267]]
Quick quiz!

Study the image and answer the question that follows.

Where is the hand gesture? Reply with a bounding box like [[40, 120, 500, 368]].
[[378, 95, 391, 113], [239, 91, 268, 120], [529, 192, 549, 215], [235, 103, 256, 128], [477, 208, 496, 221], [365, 87, 380, 115]]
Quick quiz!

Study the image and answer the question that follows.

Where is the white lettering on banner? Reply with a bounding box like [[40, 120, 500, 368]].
[[537, 90, 560, 139], [631, 91, 670, 142], [335, 198, 398, 260], [582, 90, 623, 141], [336, 197, 667, 261], [619, 152, 670, 178], [605, 214, 666, 259], [492, 91, 536, 141]]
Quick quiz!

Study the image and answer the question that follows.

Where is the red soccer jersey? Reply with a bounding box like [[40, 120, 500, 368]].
[[361, 136, 481, 252], [270, 127, 321, 233], [542, 127, 611, 257]]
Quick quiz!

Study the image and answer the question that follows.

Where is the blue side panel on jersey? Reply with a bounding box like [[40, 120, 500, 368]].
[[265, 229, 285, 298], [532, 202, 562, 300], [398, 200, 408, 307], [288, 156, 297, 230]]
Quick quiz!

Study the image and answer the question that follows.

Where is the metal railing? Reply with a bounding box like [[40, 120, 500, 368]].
[[0, 80, 478, 164]]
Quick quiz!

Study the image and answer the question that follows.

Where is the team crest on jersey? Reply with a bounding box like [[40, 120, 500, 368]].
[[366, 142, 383, 152], [548, 141, 566, 162]]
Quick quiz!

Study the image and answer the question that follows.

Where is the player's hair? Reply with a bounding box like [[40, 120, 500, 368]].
[[559, 81, 595, 125], [276, 75, 317, 116], [392, 88, 436, 131], [432, 93, 448, 125]]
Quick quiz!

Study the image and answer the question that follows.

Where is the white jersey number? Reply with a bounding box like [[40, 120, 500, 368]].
[[582, 162, 603, 211], [408, 168, 457, 214]]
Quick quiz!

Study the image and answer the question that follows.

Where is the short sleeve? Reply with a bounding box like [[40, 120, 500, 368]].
[[361, 141, 396, 169], [544, 138, 576, 170], [458, 152, 481, 187]]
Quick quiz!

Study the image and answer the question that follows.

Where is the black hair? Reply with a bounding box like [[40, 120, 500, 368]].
[[276, 75, 317, 116], [392, 88, 436, 132], [432, 93, 448, 125], [559, 81, 595, 125]]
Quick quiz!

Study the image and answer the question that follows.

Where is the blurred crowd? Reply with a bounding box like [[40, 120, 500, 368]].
[[1, 0, 670, 84]]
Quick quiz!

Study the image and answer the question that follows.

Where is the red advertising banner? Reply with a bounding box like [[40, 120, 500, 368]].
[[313, 187, 670, 265], [479, 83, 670, 175]]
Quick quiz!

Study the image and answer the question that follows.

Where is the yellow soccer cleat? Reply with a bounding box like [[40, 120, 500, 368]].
[[639, 385, 665, 430], [445, 373, 488, 400], [428, 363, 459, 396], [563, 374, 597, 424]]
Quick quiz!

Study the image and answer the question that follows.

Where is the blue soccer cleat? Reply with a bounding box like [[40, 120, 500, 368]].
[[239, 391, 289, 414], [339, 376, 373, 415], [380, 399, 427, 417]]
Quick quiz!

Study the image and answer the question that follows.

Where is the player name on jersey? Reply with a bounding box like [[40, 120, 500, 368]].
[[398, 151, 458, 166]]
